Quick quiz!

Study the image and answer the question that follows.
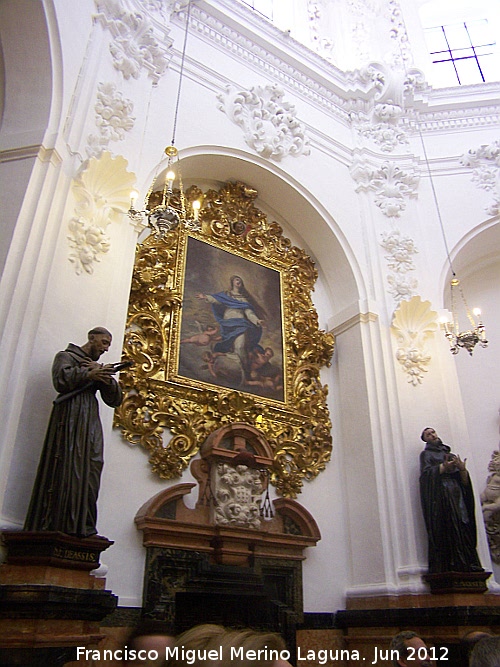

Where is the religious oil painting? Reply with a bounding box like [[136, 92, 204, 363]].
[[178, 236, 284, 402]]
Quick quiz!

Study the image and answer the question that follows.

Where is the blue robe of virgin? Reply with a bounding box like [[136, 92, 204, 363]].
[[209, 291, 262, 354]]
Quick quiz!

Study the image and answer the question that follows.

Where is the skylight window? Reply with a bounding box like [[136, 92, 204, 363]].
[[424, 19, 496, 86], [239, 0, 274, 21]]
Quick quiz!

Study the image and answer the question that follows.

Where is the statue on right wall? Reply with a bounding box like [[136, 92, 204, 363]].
[[419, 427, 484, 574], [480, 450, 500, 564]]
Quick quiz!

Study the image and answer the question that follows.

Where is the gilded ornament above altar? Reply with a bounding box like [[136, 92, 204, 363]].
[[114, 181, 334, 497]]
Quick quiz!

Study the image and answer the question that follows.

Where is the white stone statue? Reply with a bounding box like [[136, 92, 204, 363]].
[[481, 450, 500, 564]]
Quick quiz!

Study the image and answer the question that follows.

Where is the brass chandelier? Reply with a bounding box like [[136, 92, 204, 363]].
[[441, 278, 488, 355], [128, 0, 201, 236]]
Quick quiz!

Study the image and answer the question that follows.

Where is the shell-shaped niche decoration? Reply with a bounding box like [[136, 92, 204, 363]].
[[68, 151, 136, 275], [391, 296, 438, 385]]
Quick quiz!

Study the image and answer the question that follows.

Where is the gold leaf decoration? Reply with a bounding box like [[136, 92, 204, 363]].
[[114, 181, 334, 497]]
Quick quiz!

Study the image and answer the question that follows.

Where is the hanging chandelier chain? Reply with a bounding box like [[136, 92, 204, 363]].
[[393, 26, 487, 356], [416, 125, 455, 278], [171, 0, 193, 147], [394, 20, 456, 279], [128, 0, 201, 236], [456, 281, 477, 329]]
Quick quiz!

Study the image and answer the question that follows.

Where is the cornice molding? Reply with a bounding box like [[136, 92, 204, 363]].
[[119, 0, 500, 132], [409, 105, 500, 132], [173, 3, 357, 123], [0, 144, 62, 167], [172, 1, 500, 130], [330, 311, 379, 336]]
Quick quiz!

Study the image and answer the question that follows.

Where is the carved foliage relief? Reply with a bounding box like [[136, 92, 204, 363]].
[[351, 64, 426, 153], [351, 159, 419, 218], [461, 141, 500, 216], [94, 0, 172, 82], [380, 228, 418, 303], [87, 82, 136, 158], [114, 181, 334, 498], [217, 84, 310, 161], [307, 0, 334, 61]]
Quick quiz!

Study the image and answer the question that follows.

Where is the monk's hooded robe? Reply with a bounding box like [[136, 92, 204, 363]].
[[24, 343, 122, 537], [419, 439, 482, 573]]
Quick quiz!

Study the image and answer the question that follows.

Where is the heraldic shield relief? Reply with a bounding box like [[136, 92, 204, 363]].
[[114, 181, 334, 497]]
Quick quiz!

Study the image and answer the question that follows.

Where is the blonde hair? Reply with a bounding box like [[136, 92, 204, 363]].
[[166, 624, 287, 667]]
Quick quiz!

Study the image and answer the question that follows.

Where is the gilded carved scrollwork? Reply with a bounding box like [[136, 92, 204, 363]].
[[114, 181, 334, 497]]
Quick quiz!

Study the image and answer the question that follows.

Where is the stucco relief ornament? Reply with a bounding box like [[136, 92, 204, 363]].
[[346, 0, 379, 66], [356, 103, 409, 153], [353, 64, 425, 153], [140, 0, 165, 12], [387, 273, 418, 303], [381, 228, 418, 302], [213, 462, 264, 529], [351, 159, 419, 217], [460, 141, 500, 216], [94, 0, 171, 83], [68, 151, 136, 274], [307, 0, 334, 61], [380, 229, 418, 273], [87, 82, 135, 158], [387, 0, 413, 69], [391, 296, 438, 385], [347, 0, 412, 70], [217, 84, 310, 161]]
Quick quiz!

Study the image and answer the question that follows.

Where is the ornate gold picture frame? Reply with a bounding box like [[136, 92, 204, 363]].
[[115, 181, 334, 497]]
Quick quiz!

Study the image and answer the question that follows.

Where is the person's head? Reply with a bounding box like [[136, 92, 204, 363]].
[[230, 275, 244, 291], [264, 347, 274, 360], [166, 624, 290, 667], [170, 624, 226, 654], [470, 635, 500, 667], [84, 327, 112, 360], [390, 631, 432, 667], [125, 619, 175, 663], [421, 427, 441, 445], [460, 631, 493, 667]]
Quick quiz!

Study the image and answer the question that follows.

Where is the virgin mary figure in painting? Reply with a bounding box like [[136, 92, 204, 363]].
[[196, 275, 267, 376]]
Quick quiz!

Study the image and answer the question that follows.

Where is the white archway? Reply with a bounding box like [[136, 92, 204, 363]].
[[0, 0, 60, 272], [442, 220, 500, 533], [148, 146, 365, 315]]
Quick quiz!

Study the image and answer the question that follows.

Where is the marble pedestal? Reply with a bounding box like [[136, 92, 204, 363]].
[[0, 531, 117, 667], [336, 588, 500, 667]]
